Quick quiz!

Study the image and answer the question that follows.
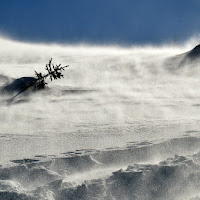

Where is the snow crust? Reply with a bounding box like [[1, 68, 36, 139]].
[[1, 136, 200, 199]]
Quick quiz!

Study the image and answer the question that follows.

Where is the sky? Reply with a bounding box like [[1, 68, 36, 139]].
[[0, 0, 200, 44]]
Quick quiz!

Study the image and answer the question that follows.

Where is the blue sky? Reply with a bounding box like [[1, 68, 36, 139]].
[[0, 0, 200, 44]]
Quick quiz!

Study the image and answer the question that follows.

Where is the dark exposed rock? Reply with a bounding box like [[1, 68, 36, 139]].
[[1, 77, 37, 94], [186, 44, 200, 59], [165, 44, 200, 71]]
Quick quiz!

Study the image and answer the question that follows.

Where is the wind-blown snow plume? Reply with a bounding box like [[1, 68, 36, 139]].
[[1, 36, 200, 199]]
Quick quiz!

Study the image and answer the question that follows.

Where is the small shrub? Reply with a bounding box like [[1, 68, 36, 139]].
[[35, 58, 69, 89]]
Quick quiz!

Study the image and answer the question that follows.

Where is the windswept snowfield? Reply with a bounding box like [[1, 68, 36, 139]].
[[1, 36, 200, 199]]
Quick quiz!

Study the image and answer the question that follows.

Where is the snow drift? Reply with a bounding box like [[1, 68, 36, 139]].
[[1, 136, 200, 200]]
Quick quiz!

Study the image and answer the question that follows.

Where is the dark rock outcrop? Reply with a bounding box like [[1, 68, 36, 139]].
[[186, 44, 200, 60], [165, 44, 200, 71], [1, 77, 37, 94]]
